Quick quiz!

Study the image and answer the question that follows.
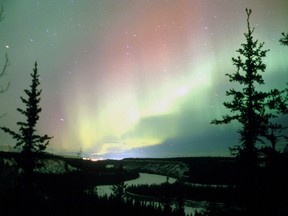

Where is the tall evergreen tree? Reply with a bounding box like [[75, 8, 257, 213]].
[[211, 9, 288, 214], [211, 9, 270, 166], [0, 62, 52, 175], [210, 9, 280, 215]]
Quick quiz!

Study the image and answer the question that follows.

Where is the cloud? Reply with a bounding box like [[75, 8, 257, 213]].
[[125, 125, 239, 158], [123, 114, 179, 140]]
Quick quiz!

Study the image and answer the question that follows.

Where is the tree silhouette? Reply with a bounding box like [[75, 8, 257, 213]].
[[211, 9, 288, 214], [0, 62, 52, 177], [111, 181, 126, 202], [211, 9, 270, 167]]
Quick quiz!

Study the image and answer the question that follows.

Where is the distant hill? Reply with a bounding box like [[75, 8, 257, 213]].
[[0, 151, 239, 184]]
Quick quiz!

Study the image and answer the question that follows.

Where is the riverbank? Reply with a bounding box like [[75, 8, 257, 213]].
[[97, 172, 205, 216], [1, 152, 288, 215]]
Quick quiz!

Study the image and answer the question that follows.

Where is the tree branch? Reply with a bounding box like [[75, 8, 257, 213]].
[[0, 53, 10, 94]]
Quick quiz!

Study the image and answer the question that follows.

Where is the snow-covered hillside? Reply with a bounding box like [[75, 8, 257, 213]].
[[122, 159, 189, 179], [0, 157, 78, 175]]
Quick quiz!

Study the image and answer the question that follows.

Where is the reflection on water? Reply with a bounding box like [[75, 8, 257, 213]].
[[97, 173, 176, 196], [97, 173, 204, 215]]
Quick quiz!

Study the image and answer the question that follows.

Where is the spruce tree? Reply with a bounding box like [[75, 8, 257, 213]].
[[0, 62, 52, 175], [210, 9, 283, 214], [211, 9, 270, 166], [211, 9, 288, 214]]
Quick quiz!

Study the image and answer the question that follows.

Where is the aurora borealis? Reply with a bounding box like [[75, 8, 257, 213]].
[[0, 0, 287, 159]]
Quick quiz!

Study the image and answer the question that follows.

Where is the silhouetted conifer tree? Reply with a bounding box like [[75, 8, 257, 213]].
[[0, 62, 52, 177], [211, 8, 271, 170], [111, 181, 126, 201], [210, 9, 286, 215]]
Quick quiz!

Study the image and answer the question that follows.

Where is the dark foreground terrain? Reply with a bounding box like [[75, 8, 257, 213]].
[[1, 151, 288, 216]]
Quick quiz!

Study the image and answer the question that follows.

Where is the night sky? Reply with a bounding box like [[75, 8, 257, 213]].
[[0, 0, 287, 159]]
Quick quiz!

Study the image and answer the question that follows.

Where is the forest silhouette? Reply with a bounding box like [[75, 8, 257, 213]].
[[0, 8, 288, 216]]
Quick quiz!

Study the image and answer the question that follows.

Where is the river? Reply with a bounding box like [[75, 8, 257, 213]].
[[97, 173, 176, 196], [97, 173, 204, 215]]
